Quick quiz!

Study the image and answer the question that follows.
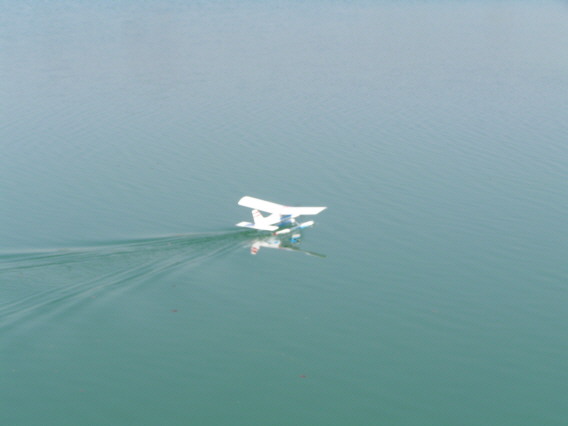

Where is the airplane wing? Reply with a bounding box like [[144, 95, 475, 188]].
[[238, 196, 285, 212], [238, 196, 327, 216]]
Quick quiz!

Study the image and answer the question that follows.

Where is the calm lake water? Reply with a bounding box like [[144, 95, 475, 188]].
[[1, 1, 567, 425]]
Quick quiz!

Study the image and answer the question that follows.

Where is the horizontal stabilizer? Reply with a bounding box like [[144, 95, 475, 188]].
[[236, 221, 278, 231]]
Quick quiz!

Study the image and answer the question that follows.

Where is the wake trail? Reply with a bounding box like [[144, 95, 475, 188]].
[[0, 230, 254, 328]]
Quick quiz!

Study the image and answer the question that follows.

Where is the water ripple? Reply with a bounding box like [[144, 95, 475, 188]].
[[0, 230, 252, 329]]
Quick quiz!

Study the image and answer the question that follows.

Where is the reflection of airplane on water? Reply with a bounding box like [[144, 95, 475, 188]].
[[249, 231, 326, 257], [236, 196, 327, 256]]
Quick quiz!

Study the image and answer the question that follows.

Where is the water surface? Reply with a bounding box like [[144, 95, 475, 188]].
[[1, 1, 567, 425]]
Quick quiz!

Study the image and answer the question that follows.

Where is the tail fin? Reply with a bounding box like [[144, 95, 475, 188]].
[[252, 209, 264, 225]]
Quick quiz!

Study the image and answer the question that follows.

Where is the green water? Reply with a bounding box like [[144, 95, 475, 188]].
[[1, 1, 567, 425]]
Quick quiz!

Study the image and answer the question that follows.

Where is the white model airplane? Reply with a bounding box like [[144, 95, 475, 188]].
[[236, 196, 327, 232]]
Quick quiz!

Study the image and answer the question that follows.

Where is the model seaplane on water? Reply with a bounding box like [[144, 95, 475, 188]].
[[236, 196, 327, 255]]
